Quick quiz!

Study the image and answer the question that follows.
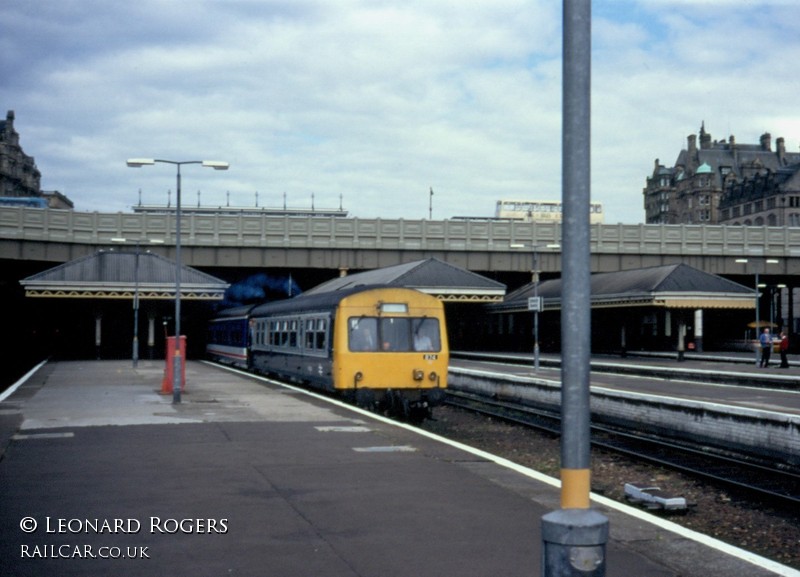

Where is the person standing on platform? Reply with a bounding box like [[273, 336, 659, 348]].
[[759, 328, 772, 368], [779, 331, 790, 368]]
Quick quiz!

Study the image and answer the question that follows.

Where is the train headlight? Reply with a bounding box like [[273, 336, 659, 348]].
[[354, 371, 363, 382], [412, 369, 424, 381], [428, 371, 438, 382]]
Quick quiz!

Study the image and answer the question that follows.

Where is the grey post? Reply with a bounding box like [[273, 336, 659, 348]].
[[541, 1, 609, 575], [110, 237, 165, 368], [533, 248, 540, 372]]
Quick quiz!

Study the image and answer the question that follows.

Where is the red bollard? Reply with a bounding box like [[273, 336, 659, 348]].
[[161, 336, 187, 394]]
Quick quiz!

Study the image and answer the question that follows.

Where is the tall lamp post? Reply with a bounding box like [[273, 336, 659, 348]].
[[735, 257, 779, 365], [127, 158, 229, 403], [532, 243, 561, 373], [511, 242, 560, 373], [111, 237, 165, 368]]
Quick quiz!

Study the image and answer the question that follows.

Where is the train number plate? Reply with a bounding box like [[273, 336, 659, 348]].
[[423, 354, 438, 360]]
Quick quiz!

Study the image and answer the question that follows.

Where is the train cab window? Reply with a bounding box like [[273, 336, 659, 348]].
[[349, 316, 440, 352], [380, 318, 410, 351], [412, 318, 440, 351], [349, 318, 378, 351]]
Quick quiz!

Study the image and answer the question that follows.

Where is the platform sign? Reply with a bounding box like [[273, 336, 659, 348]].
[[527, 297, 543, 312]]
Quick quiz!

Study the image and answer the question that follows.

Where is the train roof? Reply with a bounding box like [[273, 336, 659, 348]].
[[209, 304, 258, 320], [249, 285, 428, 317]]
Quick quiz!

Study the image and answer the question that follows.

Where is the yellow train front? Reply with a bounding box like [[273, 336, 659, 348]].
[[247, 286, 448, 421]]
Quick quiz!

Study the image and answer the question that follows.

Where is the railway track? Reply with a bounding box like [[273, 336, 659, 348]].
[[444, 390, 800, 509]]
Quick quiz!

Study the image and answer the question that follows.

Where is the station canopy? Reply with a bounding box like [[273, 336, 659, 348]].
[[492, 263, 755, 313], [303, 257, 506, 302], [19, 249, 229, 300]]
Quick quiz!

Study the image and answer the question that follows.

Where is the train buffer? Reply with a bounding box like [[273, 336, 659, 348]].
[[624, 482, 688, 511]]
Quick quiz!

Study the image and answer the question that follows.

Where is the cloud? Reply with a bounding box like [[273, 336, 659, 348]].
[[2, 0, 800, 223]]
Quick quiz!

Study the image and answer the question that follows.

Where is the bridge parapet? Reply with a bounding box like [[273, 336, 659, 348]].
[[2, 207, 800, 274]]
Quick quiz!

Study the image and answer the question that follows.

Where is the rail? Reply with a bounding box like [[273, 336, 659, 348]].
[[445, 389, 800, 508]]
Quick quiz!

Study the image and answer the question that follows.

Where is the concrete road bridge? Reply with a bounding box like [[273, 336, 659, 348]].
[[2, 207, 800, 285]]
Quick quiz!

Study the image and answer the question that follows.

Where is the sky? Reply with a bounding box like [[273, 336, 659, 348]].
[[3, 0, 800, 224]]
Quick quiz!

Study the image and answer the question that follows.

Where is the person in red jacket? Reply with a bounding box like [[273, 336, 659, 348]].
[[779, 331, 790, 368]]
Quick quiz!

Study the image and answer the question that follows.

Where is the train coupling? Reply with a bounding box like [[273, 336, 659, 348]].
[[424, 387, 447, 407]]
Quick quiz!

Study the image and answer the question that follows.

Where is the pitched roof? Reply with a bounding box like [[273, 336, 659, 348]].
[[496, 263, 754, 312], [19, 249, 229, 300], [303, 258, 506, 302]]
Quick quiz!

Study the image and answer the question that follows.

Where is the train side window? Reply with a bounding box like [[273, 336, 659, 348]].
[[349, 317, 378, 351], [282, 320, 290, 347], [276, 320, 285, 347], [316, 319, 327, 349], [269, 320, 278, 346], [412, 318, 440, 352], [305, 319, 315, 349]]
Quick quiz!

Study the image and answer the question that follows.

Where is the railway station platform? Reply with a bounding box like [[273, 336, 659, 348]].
[[1, 360, 797, 577]]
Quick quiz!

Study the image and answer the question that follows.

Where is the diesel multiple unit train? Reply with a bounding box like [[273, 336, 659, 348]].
[[206, 285, 449, 420]]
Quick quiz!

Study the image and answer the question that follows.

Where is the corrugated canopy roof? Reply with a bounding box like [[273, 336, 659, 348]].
[[303, 257, 506, 302], [494, 263, 754, 312], [19, 250, 229, 300]]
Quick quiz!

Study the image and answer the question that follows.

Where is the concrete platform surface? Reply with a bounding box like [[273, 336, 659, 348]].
[[0, 360, 797, 577]]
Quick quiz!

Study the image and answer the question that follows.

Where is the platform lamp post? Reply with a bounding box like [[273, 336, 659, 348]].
[[126, 158, 229, 403], [772, 284, 787, 330], [111, 237, 165, 368], [512, 242, 561, 373], [735, 257, 779, 366]]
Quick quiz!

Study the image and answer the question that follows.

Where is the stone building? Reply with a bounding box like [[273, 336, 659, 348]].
[[643, 123, 800, 225], [0, 110, 73, 209], [0, 110, 41, 198], [718, 157, 800, 226]]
